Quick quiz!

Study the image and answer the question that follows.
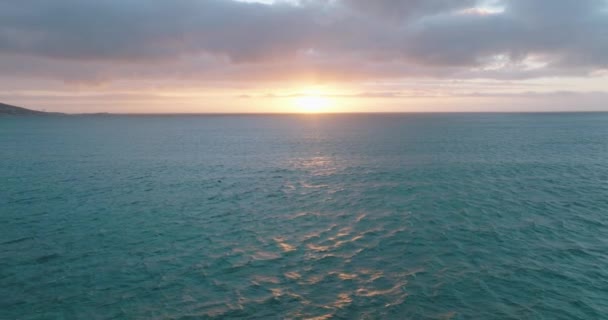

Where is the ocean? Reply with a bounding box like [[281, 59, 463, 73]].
[[1, 113, 607, 319]]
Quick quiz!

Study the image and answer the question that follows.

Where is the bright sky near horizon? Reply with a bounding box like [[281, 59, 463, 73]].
[[1, 0, 607, 113]]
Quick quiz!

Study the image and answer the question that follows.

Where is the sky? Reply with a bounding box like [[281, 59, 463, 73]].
[[1, 0, 607, 113]]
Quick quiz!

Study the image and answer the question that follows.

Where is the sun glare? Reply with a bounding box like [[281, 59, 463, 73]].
[[294, 95, 331, 113]]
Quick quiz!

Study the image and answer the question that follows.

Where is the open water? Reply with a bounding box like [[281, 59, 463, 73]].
[[1, 113, 607, 319]]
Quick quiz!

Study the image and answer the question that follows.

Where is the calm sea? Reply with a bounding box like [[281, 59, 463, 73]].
[[1, 114, 607, 319]]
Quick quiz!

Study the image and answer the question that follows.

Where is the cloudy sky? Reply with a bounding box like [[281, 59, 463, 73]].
[[1, 0, 607, 113]]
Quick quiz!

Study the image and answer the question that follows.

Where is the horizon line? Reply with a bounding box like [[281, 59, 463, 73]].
[[61, 110, 608, 116]]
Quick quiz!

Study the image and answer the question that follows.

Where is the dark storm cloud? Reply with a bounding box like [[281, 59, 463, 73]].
[[0, 0, 607, 81]]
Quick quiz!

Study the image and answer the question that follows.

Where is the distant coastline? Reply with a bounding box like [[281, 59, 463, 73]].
[[0, 102, 64, 116]]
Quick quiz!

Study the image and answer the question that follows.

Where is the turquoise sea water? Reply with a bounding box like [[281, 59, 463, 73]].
[[1, 114, 607, 319]]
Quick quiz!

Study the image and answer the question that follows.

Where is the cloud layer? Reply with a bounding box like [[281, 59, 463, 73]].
[[0, 0, 607, 84]]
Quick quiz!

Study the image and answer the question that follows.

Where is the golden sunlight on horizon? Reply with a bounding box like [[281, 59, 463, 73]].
[[293, 95, 333, 113], [289, 87, 336, 113]]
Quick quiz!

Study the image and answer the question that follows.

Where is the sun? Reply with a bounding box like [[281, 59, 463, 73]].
[[294, 95, 332, 113]]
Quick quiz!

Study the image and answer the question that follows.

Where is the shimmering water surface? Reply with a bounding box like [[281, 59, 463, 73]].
[[1, 114, 608, 319]]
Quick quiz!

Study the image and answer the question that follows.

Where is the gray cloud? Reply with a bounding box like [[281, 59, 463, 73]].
[[0, 0, 321, 62], [341, 0, 477, 19], [0, 0, 607, 82], [404, 0, 608, 67]]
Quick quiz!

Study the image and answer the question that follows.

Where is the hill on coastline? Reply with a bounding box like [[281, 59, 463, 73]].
[[0, 102, 62, 115]]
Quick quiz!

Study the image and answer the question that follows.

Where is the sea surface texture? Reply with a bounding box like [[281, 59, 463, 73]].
[[1, 114, 607, 319]]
